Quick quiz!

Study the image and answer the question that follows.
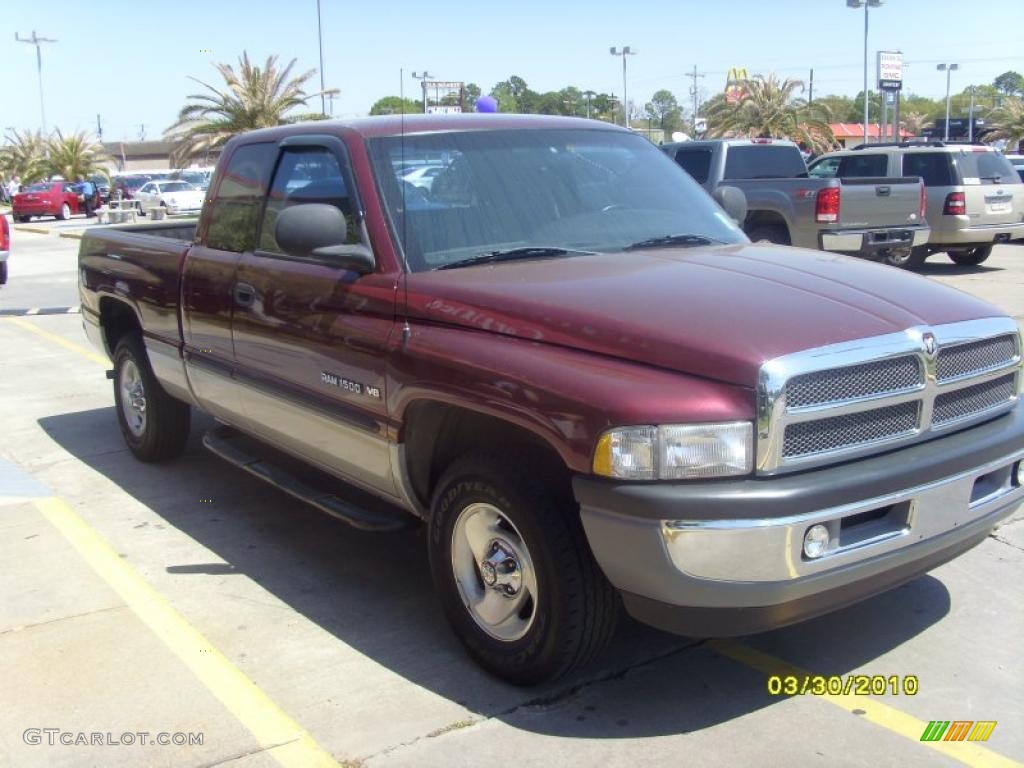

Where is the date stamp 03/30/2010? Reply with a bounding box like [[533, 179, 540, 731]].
[[767, 674, 920, 697]]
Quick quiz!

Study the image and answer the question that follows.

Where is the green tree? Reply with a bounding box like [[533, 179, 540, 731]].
[[847, 91, 882, 124], [705, 73, 836, 153], [900, 111, 930, 137], [645, 89, 683, 135], [813, 94, 853, 123], [165, 52, 327, 166], [44, 131, 108, 180], [369, 96, 424, 115], [993, 71, 1024, 97], [983, 96, 1024, 148], [0, 129, 48, 184], [463, 83, 482, 110]]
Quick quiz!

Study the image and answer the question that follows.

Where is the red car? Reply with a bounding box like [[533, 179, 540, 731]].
[[12, 181, 86, 222]]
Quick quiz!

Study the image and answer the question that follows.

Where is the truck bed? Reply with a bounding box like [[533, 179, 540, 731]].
[[78, 221, 197, 353]]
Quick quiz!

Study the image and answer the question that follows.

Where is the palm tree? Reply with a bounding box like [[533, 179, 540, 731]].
[[165, 52, 327, 166], [44, 130, 108, 181], [705, 73, 837, 153], [0, 129, 48, 184], [900, 111, 930, 138], [983, 96, 1024, 149]]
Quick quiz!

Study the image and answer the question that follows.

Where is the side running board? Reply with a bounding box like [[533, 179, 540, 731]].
[[202, 425, 415, 533]]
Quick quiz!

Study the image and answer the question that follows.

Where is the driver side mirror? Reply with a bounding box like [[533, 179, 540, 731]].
[[713, 185, 748, 225], [274, 203, 375, 274]]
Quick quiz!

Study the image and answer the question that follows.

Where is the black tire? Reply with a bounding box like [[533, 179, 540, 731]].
[[884, 246, 929, 269], [0, 261, 7, 285], [746, 224, 791, 245], [113, 335, 191, 461], [17, 215, 31, 223], [428, 452, 619, 685], [947, 246, 992, 266]]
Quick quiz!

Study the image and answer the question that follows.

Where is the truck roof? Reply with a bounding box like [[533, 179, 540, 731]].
[[234, 113, 631, 141]]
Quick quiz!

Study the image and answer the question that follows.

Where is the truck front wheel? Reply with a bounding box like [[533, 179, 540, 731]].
[[428, 453, 619, 685], [113, 335, 191, 461]]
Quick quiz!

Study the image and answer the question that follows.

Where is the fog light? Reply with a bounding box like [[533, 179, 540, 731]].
[[803, 524, 830, 559]]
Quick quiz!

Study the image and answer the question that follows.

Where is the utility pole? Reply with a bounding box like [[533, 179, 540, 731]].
[[137, 124, 146, 142], [15, 30, 57, 134], [412, 71, 433, 112], [968, 86, 976, 142], [808, 68, 814, 103], [96, 114, 103, 142], [686, 65, 706, 133], [316, 0, 326, 115]]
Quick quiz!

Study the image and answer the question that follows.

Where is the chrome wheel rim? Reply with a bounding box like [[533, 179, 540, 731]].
[[119, 359, 147, 437], [451, 502, 538, 642]]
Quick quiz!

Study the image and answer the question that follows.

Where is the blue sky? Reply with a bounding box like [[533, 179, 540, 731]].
[[5, 0, 1023, 141]]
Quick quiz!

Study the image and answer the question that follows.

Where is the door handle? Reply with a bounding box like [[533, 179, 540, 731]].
[[875, 186, 891, 196], [233, 282, 255, 307]]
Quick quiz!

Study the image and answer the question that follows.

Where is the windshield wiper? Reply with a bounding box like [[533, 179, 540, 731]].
[[435, 246, 596, 270], [623, 234, 724, 251]]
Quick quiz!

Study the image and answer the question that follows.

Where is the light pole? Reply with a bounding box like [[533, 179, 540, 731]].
[[937, 63, 959, 141], [412, 71, 433, 112], [846, 0, 882, 144], [582, 90, 596, 119], [315, 0, 326, 115], [609, 47, 636, 128], [15, 30, 57, 134]]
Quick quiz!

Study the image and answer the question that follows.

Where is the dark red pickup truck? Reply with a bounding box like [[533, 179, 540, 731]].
[[79, 115, 1024, 685]]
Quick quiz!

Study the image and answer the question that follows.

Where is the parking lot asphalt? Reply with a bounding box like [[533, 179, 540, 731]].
[[1, 225, 1022, 767]]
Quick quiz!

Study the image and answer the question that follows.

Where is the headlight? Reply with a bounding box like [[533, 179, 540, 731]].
[[593, 422, 753, 480]]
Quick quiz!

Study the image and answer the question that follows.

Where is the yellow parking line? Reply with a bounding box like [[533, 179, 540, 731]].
[[34, 496, 340, 768], [7, 316, 108, 367], [711, 639, 1022, 768]]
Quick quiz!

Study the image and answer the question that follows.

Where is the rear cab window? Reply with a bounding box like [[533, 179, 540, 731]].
[[723, 145, 807, 179], [204, 142, 277, 252]]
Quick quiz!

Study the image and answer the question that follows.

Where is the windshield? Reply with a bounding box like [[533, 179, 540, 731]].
[[368, 128, 746, 271], [161, 182, 194, 192]]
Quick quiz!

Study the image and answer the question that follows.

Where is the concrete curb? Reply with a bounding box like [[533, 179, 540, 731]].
[[58, 232, 84, 240], [13, 225, 51, 235]]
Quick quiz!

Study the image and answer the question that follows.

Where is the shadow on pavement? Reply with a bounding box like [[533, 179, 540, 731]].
[[915, 261, 1000, 277], [39, 406, 952, 738]]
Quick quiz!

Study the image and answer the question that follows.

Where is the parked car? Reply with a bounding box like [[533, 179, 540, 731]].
[[169, 170, 212, 191], [79, 115, 1024, 685], [808, 142, 1024, 265], [89, 175, 112, 205], [0, 213, 9, 284], [662, 138, 930, 268], [133, 180, 205, 216], [1006, 155, 1024, 183], [12, 181, 86, 221], [111, 174, 154, 202], [401, 165, 446, 191]]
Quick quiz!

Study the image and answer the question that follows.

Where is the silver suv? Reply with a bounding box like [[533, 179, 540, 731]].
[[809, 142, 1024, 266]]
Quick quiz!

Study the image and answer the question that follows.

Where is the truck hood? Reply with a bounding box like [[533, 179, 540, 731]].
[[403, 244, 1003, 386]]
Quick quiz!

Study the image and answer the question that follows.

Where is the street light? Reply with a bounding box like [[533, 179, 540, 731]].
[[412, 71, 433, 113], [846, 0, 882, 144], [582, 90, 596, 119], [15, 30, 57, 134], [609, 47, 636, 128], [937, 63, 959, 141], [315, 0, 326, 115]]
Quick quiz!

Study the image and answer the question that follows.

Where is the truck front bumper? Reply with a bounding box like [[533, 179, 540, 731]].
[[573, 407, 1024, 637], [819, 225, 929, 257]]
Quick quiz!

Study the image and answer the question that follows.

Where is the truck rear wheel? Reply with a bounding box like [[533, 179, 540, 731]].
[[947, 246, 992, 266], [428, 453, 619, 685], [746, 224, 791, 246], [0, 262, 7, 285], [113, 335, 191, 462], [884, 247, 928, 268]]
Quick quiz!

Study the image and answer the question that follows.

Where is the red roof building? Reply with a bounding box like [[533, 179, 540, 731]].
[[829, 122, 913, 148]]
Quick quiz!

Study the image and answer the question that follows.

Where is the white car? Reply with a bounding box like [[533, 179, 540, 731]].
[[401, 165, 446, 191], [133, 180, 205, 216]]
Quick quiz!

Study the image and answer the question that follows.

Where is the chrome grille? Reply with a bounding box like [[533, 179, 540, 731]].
[[786, 356, 922, 409], [936, 335, 1018, 382], [757, 319, 1022, 474], [933, 374, 1018, 426], [783, 402, 920, 458]]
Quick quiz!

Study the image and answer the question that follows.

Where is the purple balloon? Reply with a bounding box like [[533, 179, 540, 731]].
[[476, 95, 498, 113]]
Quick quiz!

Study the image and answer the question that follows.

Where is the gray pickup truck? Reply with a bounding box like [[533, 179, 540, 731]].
[[663, 138, 931, 267]]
